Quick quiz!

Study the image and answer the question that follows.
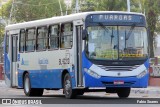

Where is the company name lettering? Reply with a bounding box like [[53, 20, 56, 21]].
[[38, 58, 48, 65], [98, 15, 133, 21]]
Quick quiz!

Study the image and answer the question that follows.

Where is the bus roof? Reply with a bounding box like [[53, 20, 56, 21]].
[[5, 11, 145, 31]]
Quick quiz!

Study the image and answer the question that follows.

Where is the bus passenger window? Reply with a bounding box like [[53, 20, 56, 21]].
[[26, 28, 36, 52], [37, 27, 48, 50], [49, 25, 59, 49], [19, 30, 25, 52], [60, 23, 73, 49]]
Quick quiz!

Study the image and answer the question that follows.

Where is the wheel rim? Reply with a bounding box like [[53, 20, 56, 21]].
[[24, 77, 30, 93], [64, 78, 71, 96]]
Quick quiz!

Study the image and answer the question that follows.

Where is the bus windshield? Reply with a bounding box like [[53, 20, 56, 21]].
[[86, 26, 148, 60]]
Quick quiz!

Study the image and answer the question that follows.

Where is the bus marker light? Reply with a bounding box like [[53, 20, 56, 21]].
[[137, 70, 147, 78]]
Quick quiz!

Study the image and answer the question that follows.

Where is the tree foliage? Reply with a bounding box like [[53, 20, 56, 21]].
[[0, 0, 66, 23], [0, 0, 12, 24], [0, 0, 66, 43], [144, 0, 160, 57], [71, 0, 127, 12]]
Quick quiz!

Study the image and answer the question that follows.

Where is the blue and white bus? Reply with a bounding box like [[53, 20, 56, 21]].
[[4, 11, 149, 98]]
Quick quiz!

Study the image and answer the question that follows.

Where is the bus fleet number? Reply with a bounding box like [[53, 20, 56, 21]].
[[59, 58, 70, 65]]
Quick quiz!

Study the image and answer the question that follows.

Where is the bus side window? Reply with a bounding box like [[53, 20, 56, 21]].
[[60, 23, 73, 49], [19, 29, 25, 52], [37, 26, 48, 50], [49, 25, 59, 49], [26, 28, 36, 52]]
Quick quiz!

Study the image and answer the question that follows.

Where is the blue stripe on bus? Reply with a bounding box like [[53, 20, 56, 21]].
[[82, 51, 92, 69], [4, 53, 10, 80], [84, 72, 149, 88], [144, 59, 150, 68], [18, 68, 76, 89]]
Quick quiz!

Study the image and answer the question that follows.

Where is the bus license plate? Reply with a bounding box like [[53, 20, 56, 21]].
[[114, 81, 124, 85]]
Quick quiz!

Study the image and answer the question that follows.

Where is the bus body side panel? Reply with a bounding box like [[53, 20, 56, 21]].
[[4, 53, 11, 85], [17, 50, 76, 89], [18, 69, 75, 89], [18, 69, 62, 88], [4, 33, 11, 87]]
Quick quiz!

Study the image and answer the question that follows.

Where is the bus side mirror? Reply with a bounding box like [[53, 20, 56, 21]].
[[82, 30, 87, 40]]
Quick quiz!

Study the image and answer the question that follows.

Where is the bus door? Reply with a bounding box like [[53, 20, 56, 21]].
[[73, 20, 84, 87], [11, 34, 18, 87]]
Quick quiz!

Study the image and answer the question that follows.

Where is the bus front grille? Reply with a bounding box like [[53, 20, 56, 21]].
[[102, 81, 136, 86], [97, 65, 140, 71]]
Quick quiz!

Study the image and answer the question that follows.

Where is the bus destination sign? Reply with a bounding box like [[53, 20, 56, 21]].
[[91, 14, 144, 23]]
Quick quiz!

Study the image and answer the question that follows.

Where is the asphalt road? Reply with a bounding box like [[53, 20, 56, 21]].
[[0, 81, 160, 106], [0, 88, 160, 104]]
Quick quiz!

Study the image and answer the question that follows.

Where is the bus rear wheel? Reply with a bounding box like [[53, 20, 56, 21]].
[[117, 87, 130, 98], [24, 73, 44, 96], [63, 73, 77, 99]]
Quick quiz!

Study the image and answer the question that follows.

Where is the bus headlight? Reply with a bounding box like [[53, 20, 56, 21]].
[[84, 68, 101, 79], [137, 70, 147, 78]]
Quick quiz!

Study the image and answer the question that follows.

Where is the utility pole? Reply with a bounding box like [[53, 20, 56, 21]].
[[58, 0, 63, 16], [75, 0, 79, 13], [139, 1, 142, 13], [127, 0, 130, 12], [65, 0, 69, 15], [9, 0, 15, 24]]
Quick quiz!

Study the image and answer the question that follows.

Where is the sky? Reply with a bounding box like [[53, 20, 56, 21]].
[[0, 0, 9, 7], [64, 0, 72, 6]]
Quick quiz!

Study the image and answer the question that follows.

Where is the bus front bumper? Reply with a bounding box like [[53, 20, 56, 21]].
[[84, 72, 149, 88]]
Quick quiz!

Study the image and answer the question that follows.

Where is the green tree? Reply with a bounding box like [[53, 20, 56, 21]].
[[0, 0, 12, 24], [0, 0, 11, 43], [0, 0, 66, 23], [144, 0, 160, 57], [96, 0, 126, 11], [0, 0, 66, 43], [71, 0, 127, 12]]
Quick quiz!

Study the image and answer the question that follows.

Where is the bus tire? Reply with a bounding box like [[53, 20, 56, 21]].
[[24, 73, 44, 96], [63, 73, 77, 99], [117, 87, 130, 98]]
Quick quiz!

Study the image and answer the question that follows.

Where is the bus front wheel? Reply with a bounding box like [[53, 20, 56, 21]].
[[117, 87, 130, 98], [24, 73, 44, 96], [63, 73, 77, 99]]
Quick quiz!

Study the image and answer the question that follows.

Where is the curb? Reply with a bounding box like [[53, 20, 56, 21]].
[[0, 80, 6, 87], [131, 87, 160, 95], [0, 80, 4, 83]]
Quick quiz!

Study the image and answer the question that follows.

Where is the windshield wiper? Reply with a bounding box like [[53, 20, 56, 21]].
[[98, 22, 109, 33], [125, 24, 136, 40]]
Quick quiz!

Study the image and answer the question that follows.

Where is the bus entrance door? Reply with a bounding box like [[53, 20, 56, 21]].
[[74, 20, 84, 87], [11, 34, 18, 87]]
